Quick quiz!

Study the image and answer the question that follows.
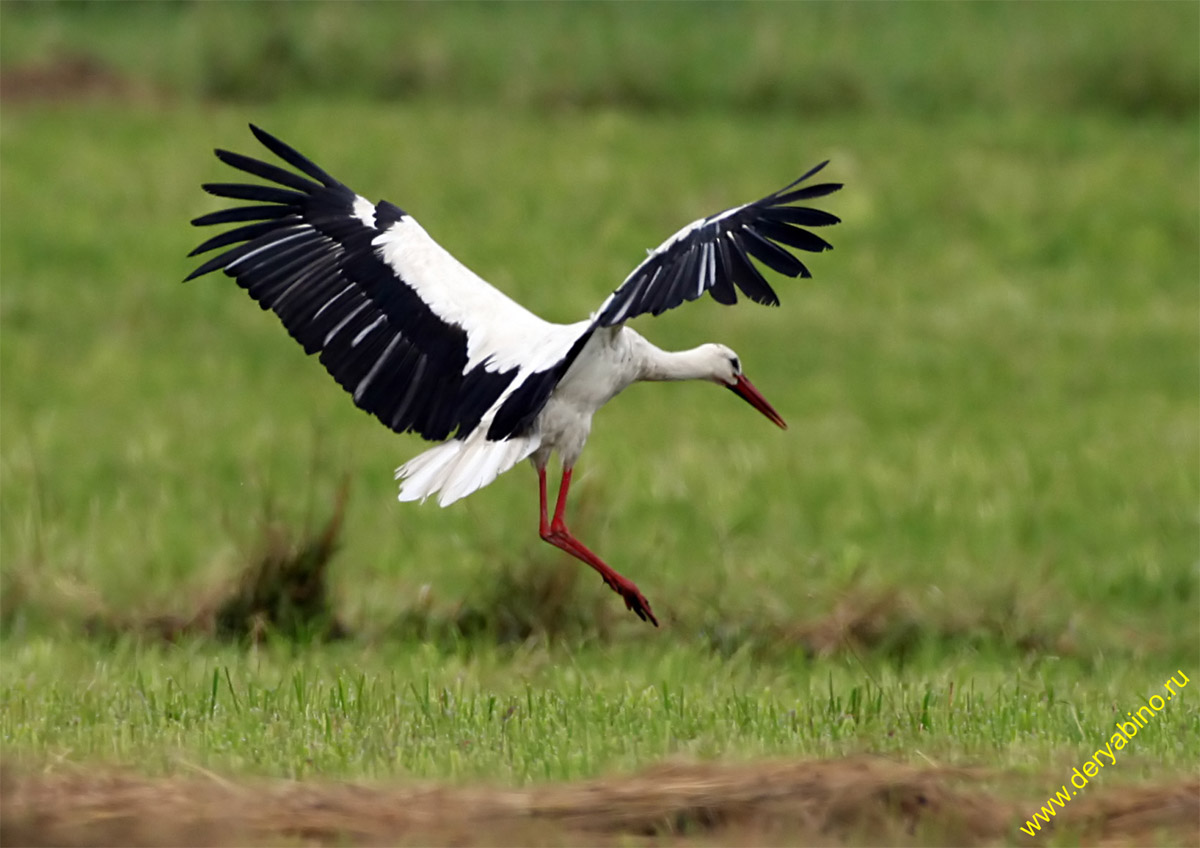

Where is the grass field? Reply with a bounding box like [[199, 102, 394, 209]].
[[2, 2, 1198, 845]]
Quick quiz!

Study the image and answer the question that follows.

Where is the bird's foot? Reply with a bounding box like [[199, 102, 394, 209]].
[[602, 572, 658, 627], [539, 523, 659, 627]]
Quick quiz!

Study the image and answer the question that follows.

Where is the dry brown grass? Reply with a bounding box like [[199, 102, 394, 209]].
[[784, 583, 1079, 661], [697, 579, 1086, 667], [0, 466, 1111, 661], [2, 757, 1195, 847], [75, 480, 352, 645]]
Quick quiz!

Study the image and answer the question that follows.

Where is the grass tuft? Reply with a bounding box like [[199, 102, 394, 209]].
[[389, 491, 617, 647], [448, 557, 614, 646], [698, 580, 1086, 667], [209, 478, 350, 643], [68, 479, 353, 645]]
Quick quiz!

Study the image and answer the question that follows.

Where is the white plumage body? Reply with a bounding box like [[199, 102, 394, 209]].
[[396, 325, 675, 507]]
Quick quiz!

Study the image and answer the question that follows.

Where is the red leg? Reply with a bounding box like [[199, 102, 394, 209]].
[[537, 466, 658, 626]]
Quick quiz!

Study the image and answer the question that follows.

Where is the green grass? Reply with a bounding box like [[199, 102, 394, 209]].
[[5, 638, 1196, 785], [3, 104, 1195, 653], [1, 4, 1198, 842]]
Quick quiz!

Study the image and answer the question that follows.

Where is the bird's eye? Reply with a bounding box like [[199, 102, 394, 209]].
[[730, 356, 741, 373]]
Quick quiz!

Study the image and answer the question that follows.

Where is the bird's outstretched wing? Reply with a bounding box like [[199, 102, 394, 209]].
[[187, 124, 578, 443], [593, 164, 842, 327]]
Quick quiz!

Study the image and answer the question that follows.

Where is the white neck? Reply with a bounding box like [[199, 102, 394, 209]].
[[632, 335, 719, 383]]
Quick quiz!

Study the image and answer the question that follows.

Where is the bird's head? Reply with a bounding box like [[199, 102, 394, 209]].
[[702, 344, 787, 430]]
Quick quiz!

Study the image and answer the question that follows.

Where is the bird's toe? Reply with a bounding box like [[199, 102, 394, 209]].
[[622, 587, 658, 627]]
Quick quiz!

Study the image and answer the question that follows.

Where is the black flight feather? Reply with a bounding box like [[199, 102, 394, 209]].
[[594, 166, 841, 327], [186, 125, 521, 442]]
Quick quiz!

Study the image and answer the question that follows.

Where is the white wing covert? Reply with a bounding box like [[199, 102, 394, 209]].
[[186, 124, 567, 443]]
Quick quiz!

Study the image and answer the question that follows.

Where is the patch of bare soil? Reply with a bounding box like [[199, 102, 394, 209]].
[[1, 758, 1195, 847], [0, 53, 152, 104]]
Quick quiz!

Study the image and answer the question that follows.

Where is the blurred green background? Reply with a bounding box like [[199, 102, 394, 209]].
[[2, 1, 1196, 117], [1, 0, 1196, 801]]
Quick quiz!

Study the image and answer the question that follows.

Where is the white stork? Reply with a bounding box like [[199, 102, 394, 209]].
[[187, 125, 841, 626]]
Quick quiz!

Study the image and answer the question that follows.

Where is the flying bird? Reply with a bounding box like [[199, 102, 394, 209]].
[[186, 125, 842, 626]]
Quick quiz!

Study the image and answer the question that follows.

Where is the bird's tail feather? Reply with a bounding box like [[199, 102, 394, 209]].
[[396, 433, 540, 507]]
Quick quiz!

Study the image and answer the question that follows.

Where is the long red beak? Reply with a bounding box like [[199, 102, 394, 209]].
[[728, 374, 787, 430]]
